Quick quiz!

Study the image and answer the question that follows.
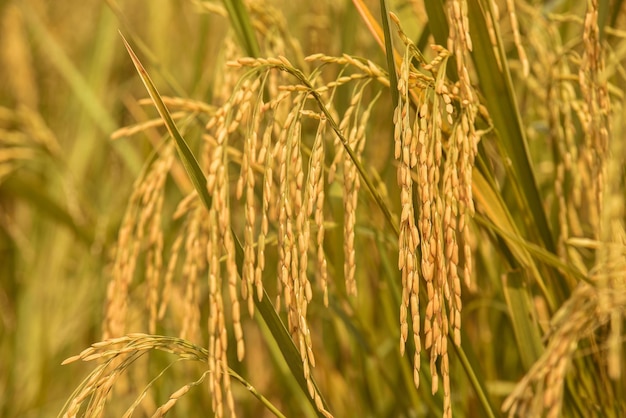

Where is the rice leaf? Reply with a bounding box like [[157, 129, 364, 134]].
[[466, 0, 555, 253], [222, 0, 260, 57], [502, 271, 544, 370], [379, 0, 399, 108]]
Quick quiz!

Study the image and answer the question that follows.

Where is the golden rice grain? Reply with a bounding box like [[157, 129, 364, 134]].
[[307, 116, 329, 305], [505, 0, 529, 77], [391, 11, 480, 414]]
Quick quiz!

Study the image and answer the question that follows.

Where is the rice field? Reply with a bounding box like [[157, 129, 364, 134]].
[[1, 1, 625, 417]]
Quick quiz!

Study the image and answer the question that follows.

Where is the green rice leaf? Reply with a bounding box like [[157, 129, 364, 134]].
[[379, 0, 399, 109], [466, 0, 555, 253], [222, 0, 260, 57], [502, 271, 544, 370]]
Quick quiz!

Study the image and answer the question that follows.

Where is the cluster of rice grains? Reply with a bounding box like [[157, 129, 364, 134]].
[[59, 0, 626, 416], [61, 334, 212, 417], [502, 1, 624, 416], [221, 50, 387, 416], [501, 277, 625, 418], [93, 3, 624, 418], [391, 3, 478, 416], [94, 5, 484, 418], [99, 37, 391, 416], [521, 0, 612, 259]]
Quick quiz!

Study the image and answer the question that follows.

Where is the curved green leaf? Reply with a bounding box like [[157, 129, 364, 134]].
[[466, 0, 555, 253]]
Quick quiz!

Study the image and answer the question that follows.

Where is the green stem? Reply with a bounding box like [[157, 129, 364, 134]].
[[451, 333, 498, 418], [230, 369, 288, 418]]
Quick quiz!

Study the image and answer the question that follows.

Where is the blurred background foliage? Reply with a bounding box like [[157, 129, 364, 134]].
[[0, 1, 221, 416], [1, 0, 625, 417]]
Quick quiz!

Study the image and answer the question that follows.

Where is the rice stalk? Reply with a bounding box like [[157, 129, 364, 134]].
[[47, 2, 626, 418]]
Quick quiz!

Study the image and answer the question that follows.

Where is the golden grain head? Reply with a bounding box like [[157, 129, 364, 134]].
[[57, 2, 624, 417]]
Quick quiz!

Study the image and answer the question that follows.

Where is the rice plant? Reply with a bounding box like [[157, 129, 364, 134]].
[[1, 1, 625, 417]]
